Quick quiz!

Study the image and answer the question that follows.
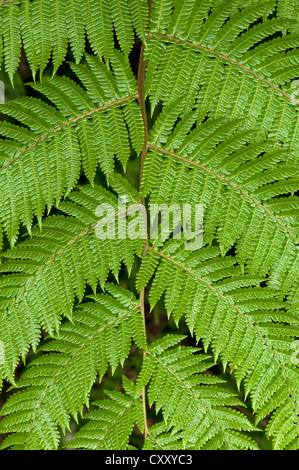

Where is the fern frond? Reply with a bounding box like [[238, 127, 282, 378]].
[[0, 0, 148, 80], [1, 0, 299, 452], [145, 2, 299, 161], [0, 54, 143, 244], [67, 337, 257, 450], [1, 0, 21, 83], [142, 103, 299, 290], [0, 285, 145, 450], [137, 240, 299, 449], [134, 337, 258, 450], [0, 181, 140, 381], [277, 0, 299, 33], [67, 379, 143, 450]]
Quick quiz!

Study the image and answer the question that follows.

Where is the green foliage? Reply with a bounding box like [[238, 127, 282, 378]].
[[0, 0, 299, 451]]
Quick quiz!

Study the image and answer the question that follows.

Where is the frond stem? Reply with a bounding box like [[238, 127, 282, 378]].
[[137, 33, 150, 441], [137, 0, 154, 438]]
